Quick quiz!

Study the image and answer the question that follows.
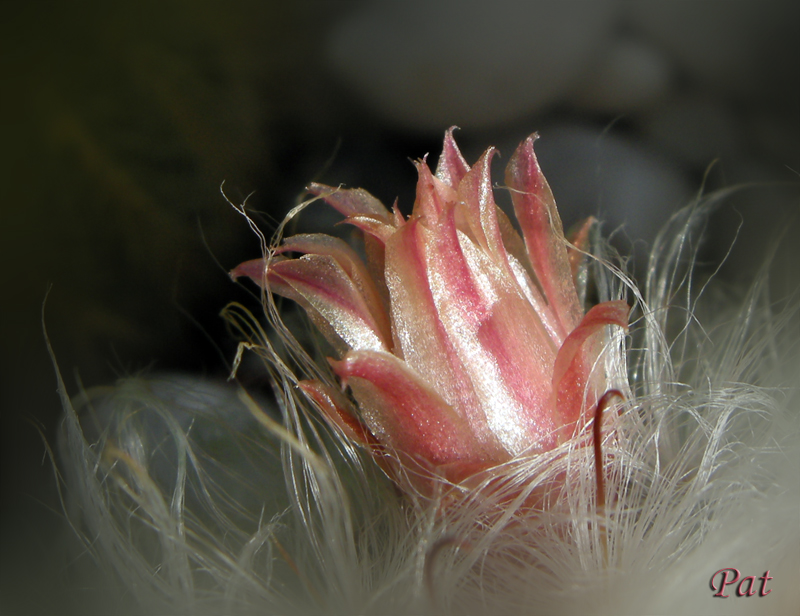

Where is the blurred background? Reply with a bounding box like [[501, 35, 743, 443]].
[[1, 1, 797, 613]]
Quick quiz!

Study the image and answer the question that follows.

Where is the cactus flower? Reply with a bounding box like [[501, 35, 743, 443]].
[[233, 129, 628, 484]]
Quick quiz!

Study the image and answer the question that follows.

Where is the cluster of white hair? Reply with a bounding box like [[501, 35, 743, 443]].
[[54, 188, 798, 615]]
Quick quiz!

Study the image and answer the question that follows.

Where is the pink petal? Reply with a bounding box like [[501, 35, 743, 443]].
[[304, 185, 399, 302], [456, 147, 506, 261], [330, 351, 491, 466], [384, 219, 481, 410], [566, 216, 596, 307], [232, 257, 310, 306], [434, 127, 470, 189], [456, 147, 561, 337], [552, 300, 629, 430], [277, 234, 391, 344], [473, 293, 562, 453], [391, 200, 405, 227], [566, 216, 595, 279], [341, 214, 397, 244], [308, 183, 393, 221], [298, 379, 377, 447], [386, 218, 519, 456], [278, 234, 362, 275], [411, 160, 454, 221], [505, 134, 582, 339], [430, 225, 561, 454], [270, 255, 391, 352], [232, 256, 307, 307], [232, 257, 349, 353], [230, 258, 268, 286]]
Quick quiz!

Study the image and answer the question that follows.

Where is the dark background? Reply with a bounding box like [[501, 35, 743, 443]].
[[1, 2, 797, 613]]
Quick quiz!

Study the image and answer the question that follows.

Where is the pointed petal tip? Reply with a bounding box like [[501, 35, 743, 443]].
[[298, 379, 377, 446], [391, 199, 405, 226], [436, 127, 470, 189], [413, 157, 445, 219], [510, 133, 544, 174], [524, 131, 541, 147], [326, 355, 357, 392], [442, 126, 461, 150], [476, 145, 499, 169], [230, 258, 267, 284], [306, 182, 336, 198]]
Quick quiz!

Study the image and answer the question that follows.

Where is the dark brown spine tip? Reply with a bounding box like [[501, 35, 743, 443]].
[[593, 389, 625, 511]]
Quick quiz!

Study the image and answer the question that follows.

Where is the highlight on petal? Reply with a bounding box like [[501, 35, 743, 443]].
[[383, 218, 497, 449], [415, 204, 562, 454], [269, 255, 391, 352], [277, 233, 391, 343]]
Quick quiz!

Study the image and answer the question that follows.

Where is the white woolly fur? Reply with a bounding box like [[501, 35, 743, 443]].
[[54, 188, 799, 615]]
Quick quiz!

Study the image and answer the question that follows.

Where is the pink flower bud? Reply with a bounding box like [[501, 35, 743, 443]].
[[233, 129, 629, 487]]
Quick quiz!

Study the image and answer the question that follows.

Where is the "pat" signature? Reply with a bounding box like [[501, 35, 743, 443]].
[[710, 569, 772, 598]]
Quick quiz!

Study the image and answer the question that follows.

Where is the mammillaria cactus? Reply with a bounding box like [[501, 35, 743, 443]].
[[55, 129, 799, 615]]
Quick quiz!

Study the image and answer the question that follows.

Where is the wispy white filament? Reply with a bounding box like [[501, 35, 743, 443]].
[[54, 194, 799, 615]]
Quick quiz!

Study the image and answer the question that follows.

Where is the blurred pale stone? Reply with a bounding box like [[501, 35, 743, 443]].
[[568, 38, 672, 113], [640, 95, 742, 168], [326, 0, 618, 130], [627, 0, 800, 107]]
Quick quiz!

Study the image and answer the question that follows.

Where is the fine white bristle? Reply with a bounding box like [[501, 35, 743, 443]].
[[54, 193, 799, 615]]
